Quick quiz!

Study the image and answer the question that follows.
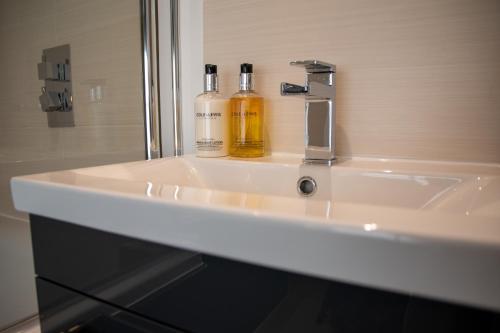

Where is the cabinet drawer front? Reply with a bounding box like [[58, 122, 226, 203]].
[[32, 215, 500, 333], [31, 215, 288, 332], [31, 215, 203, 305], [37, 278, 181, 333]]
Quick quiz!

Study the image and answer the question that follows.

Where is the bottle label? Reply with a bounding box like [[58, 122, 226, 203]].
[[195, 99, 229, 156], [232, 110, 263, 147], [230, 97, 264, 155], [232, 111, 258, 117], [197, 112, 222, 118]]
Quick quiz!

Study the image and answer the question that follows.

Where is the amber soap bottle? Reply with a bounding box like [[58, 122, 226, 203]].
[[229, 63, 264, 157]]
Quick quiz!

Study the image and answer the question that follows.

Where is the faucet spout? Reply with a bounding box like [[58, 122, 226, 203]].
[[281, 60, 337, 165]]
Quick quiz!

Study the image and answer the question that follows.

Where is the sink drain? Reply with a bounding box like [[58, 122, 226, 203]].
[[297, 176, 317, 197]]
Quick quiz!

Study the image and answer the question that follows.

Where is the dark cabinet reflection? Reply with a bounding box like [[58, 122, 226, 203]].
[[32, 215, 500, 333]]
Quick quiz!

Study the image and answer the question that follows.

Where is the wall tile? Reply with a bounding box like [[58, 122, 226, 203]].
[[204, 0, 500, 162], [0, 0, 144, 165], [0, 0, 145, 325]]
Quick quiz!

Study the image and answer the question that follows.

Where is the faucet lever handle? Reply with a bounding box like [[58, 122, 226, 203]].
[[290, 60, 336, 73], [280, 82, 307, 96]]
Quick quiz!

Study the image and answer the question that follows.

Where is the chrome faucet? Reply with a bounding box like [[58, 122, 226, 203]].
[[281, 60, 336, 165]]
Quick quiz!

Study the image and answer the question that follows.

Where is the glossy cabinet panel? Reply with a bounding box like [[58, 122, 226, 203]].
[[31, 215, 500, 333], [36, 278, 181, 333], [31, 215, 204, 310]]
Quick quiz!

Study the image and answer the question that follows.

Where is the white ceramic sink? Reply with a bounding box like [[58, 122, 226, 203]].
[[11, 154, 500, 311], [75, 156, 462, 208]]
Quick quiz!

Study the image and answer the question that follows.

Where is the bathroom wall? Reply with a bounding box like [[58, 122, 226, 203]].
[[204, 0, 500, 163], [0, 0, 145, 327]]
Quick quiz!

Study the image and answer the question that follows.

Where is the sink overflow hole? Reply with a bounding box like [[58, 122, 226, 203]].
[[297, 176, 317, 197]]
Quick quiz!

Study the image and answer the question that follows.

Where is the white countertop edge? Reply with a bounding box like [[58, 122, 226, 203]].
[[11, 176, 500, 312]]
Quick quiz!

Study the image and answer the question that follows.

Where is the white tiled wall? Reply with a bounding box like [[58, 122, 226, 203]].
[[0, 0, 145, 164], [0, 215, 37, 330], [204, 0, 500, 163], [0, 0, 146, 328]]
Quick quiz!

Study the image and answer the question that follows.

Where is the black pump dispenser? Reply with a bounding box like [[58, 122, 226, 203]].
[[203, 64, 218, 92], [240, 63, 253, 74], [239, 63, 254, 91], [205, 64, 217, 74]]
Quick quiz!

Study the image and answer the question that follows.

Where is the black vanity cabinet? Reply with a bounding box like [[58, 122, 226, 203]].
[[30, 215, 500, 333], [36, 278, 180, 333]]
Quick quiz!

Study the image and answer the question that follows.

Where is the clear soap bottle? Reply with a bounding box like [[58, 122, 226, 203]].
[[194, 64, 229, 157], [229, 63, 265, 157]]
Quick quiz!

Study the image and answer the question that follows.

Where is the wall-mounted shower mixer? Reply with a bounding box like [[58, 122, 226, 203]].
[[37, 44, 74, 127]]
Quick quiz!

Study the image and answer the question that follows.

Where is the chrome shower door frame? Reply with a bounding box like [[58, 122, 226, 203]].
[[141, 0, 182, 159]]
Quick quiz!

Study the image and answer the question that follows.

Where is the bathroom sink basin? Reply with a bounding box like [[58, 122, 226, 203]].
[[11, 154, 500, 311], [74, 156, 462, 209]]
